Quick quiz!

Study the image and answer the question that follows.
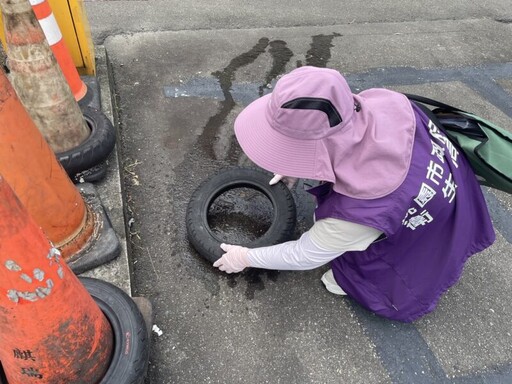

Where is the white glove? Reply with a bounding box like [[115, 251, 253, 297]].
[[269, 174, 298, 189], [213, 243, 251, 273]]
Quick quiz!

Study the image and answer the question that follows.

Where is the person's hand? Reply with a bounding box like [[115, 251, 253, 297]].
[[269, 174, 298, 189], [213, 243, 251, 273]]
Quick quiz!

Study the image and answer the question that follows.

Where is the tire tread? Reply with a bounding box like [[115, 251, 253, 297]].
[[186, 167, 297, 263], [57, 106, 116, 177]]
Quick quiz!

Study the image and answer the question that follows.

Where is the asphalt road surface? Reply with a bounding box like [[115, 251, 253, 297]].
[[11, 1, 512, 383]]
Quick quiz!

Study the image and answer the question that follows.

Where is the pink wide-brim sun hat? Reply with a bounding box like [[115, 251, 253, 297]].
[[234, 66, 416, 199], [234, 93, 336, 182]]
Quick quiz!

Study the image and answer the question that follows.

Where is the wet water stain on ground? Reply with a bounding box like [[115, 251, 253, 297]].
[[208, 187, 273, 245], [225, 268, 280, 300], [303, 33, 342, 68], [197, 33, 343, 162], [198, 37, 269, 159], [258, 40, 293, 97], [243, 268, 280, 300]]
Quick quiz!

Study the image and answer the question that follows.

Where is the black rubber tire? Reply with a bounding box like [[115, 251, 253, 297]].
[[72, 161, 108, 183], [186, 167, 297, 264], [79, 277, 150, 384], [57, 106, 116, 178]]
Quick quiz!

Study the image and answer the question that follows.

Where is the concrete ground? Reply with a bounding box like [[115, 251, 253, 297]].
[[4, 1, 512, 383]]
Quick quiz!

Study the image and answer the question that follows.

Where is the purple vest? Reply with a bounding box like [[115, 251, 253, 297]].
[[309, 103, 495, 322]]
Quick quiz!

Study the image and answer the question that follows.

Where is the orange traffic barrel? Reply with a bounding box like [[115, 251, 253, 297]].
[[0, 65, 94, 259], [0, 0, 90, 153], [0, 174, 113, 383], [29, 0, 88, 101]]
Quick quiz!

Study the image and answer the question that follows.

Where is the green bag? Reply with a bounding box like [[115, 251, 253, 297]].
[[405, 94, 512, 194]]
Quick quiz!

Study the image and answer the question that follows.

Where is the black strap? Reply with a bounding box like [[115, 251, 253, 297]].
[[406, 94, 487, 140], [406, 98, 448, 133], [403, 93, 465, 113]]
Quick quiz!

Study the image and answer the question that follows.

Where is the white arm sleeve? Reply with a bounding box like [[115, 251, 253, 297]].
[[246, 218, 383, 271], [309, 218, 383, 252]]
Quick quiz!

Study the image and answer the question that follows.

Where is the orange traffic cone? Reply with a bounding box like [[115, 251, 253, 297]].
[[0, 174, 114, 383], [0, 63, 93, 259], [0, 0, 89, 153], [29, 0, 88, 101]]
